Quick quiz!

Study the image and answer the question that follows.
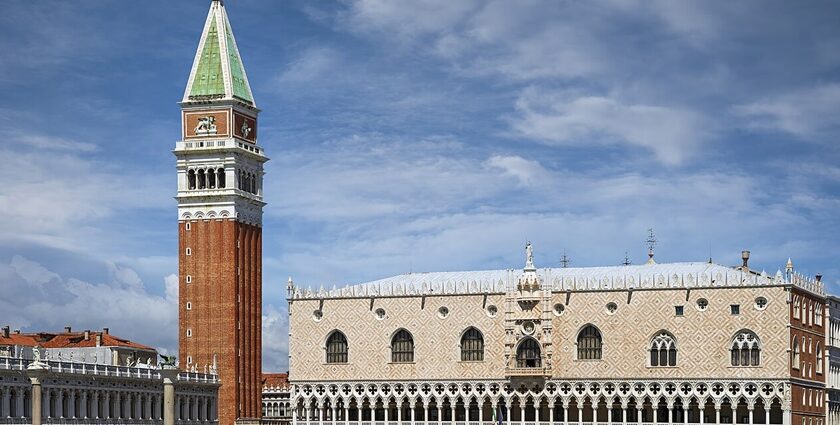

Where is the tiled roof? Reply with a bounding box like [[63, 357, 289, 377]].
[[0, 330, 154, 351], [262, 373, 289, 389]]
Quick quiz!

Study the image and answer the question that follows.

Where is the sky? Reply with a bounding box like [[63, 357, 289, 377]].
[[1, 0, 839, 373]]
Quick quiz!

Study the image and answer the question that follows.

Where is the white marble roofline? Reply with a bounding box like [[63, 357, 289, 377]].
[[289, 261, 825, 300]]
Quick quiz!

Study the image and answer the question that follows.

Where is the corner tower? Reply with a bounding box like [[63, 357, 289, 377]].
[[175, 1, 266, 424]]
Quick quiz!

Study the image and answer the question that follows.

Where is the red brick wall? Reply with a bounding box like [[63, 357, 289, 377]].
[[790, 288, 826, 425], [179, 219, 262, 424]]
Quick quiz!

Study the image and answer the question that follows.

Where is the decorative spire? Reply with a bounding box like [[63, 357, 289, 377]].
[[183, 0, 255, 105], [646, 228, 657, 264], [524, 241, 536, 271], [785, 257, 794, 281], [559, 250, 571, 268]]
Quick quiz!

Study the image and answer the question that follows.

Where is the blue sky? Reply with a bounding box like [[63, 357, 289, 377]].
[[1, 0, 839, 372]]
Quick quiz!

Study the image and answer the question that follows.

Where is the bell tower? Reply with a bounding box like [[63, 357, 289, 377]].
[[175, 1, 266, 424]]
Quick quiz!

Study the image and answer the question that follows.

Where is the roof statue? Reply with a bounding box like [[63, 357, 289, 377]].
[[183, 0, 255, 105], [525, 241, 535, 270], [159, 354, 177, 369]]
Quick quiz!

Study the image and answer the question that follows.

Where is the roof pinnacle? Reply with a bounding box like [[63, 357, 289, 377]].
[[646, 228, 657, 265]]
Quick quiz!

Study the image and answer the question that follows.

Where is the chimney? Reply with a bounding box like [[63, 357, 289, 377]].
[[2, 326, 8, 338], [13, 329, 20, 335], [816, 274, 822, 283], [64, 326, 72, 333], [103, 327, 109, 335], [95, 333, 102, 347], [84, 330, 90, 341], [741, 250, 750, 269]]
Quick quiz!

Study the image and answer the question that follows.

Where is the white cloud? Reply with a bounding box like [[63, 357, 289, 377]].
[[509, 88, 708, 165], [275, 47, 341, 84], [485, 155, 548, 186], [262, 304, 289, 371], [733, 83, 840, 139], [0, 255, 178, 354], [0, 132, 169, 254]]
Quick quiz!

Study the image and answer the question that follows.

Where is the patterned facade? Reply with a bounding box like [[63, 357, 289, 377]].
[[176, 1, 266, 424], [288, 246, 830, 425]]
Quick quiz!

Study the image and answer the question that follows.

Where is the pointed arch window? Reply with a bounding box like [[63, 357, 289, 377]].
[[391, 329, 414, 363], [460, 327, 484, 361], [793, 338, 801, 369], [577, 325, 602, 360], [817, 342, 823, 374], [516, 338, 541, 368], [650, 331, 677, 367], [325, 330, 348, 364], [731, 330, 760, 366]]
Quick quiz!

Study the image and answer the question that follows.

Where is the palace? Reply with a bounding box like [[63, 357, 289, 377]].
[[287, 245, 833, 425]]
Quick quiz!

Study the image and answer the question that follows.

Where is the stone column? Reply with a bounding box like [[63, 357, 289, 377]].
[[411, 402, 416, 425], [161, 367, 178, 425], [438, 404, 443, 425], [292, 402, 299, 425], [549, 402, 555, 424], [397, 401, 402, 424], [344, 405, 350, 425], [715, 408, 721, 425], [563, 405, 569, 425], [27, 360, 49, 425], [591, 405, 597, 425], [578, 406, 583, 425], [15, 388, 25, 418], [506, 402, 513, 425], [748, 405, 754, 425], [636, 408, 642, 425], [622, 407, 627, 425]]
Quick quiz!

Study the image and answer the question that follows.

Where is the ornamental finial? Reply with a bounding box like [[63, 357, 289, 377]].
[[646, 228, 657, 265]]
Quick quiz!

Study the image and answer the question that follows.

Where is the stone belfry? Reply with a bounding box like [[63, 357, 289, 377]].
[[175, 1, 266, 423]]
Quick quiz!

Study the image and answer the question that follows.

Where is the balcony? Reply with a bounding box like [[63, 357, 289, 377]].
[[504, 366, 550, 378]]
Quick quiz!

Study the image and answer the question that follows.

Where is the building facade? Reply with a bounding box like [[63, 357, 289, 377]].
[[176, 1, 266, 424], [825, 297, 840, 425], [263, 373, 292, 425], [0, 352, 218, 424], [288, 245, 829, 425]]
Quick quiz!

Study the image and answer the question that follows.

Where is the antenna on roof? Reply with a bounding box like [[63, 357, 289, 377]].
[[621, 251, 631, 266], [646, 228, 657, 264], [559, 250, 571, 268]]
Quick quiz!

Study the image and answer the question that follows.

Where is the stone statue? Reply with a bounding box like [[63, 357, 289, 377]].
[[32, 346, 42, 363], [241, 120, 252, 138], [159, 354, 177, 368], [525, 241, 534, 268], [194, 116, 218, 135]]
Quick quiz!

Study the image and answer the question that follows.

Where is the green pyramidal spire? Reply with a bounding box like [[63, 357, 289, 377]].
[[184, 0, 255, 105]]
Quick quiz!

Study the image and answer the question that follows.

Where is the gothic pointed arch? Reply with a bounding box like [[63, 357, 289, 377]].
[[649, 330, 677, 367], [391, 329, 414, 363], [515, 337, 541, 368], [576, 324, 603, 360], [459, 327, 484, 361], [325, 330, 348, 364], [731, 329, 760, 366]]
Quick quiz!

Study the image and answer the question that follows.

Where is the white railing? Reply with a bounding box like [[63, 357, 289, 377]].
[[0, 356, 218, 384], [177, 139, 264, 156]]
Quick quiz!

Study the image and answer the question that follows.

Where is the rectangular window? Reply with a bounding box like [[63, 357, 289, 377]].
[[675, 306, 684, 316], [185, 222, 191, 231], [730, 304, 740, 315], [185, 248, 192, 256]]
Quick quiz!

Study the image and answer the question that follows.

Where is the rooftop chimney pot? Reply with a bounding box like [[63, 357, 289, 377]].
[[816, 274, 822, 283], [13, 330, 20, 335], [2, 326, 8, 338], [741, 250, 750, 268], [84, 330, 90, 340], [64, 326, 72, 333], [103, 327, 109, 335]]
